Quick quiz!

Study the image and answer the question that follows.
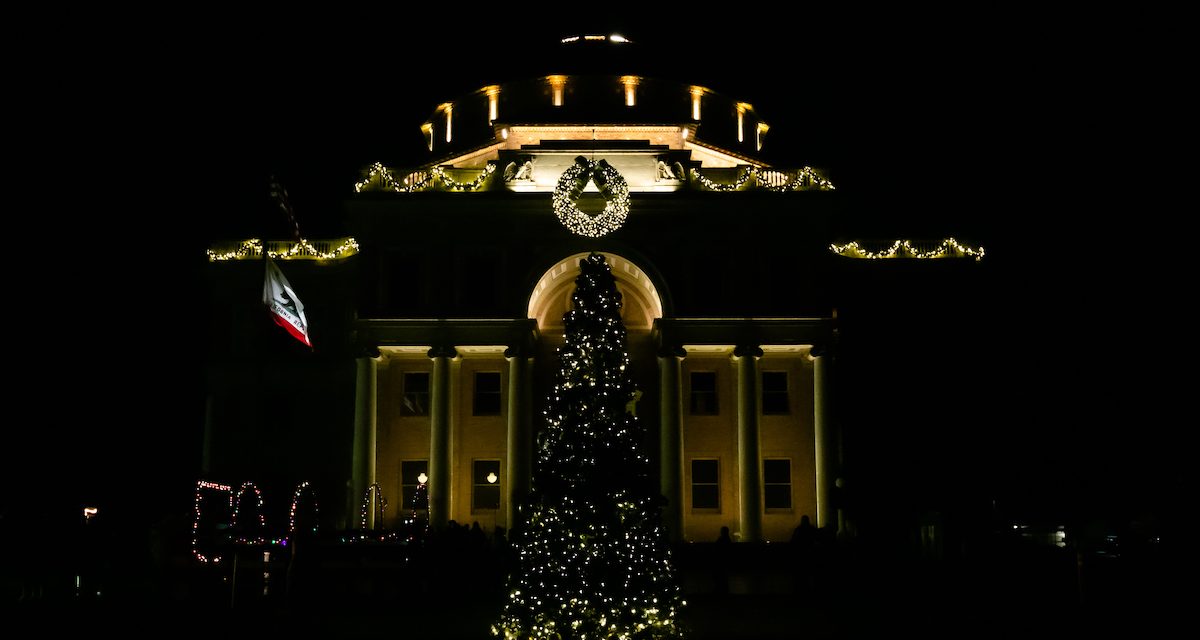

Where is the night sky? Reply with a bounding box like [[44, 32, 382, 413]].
[[9, 15, 1174, 544]]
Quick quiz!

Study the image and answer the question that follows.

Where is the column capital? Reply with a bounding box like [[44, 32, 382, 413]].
[[504, 345, 530, 359], [657, 344, 687, 359], [427, 345, 459, 359], [356, 346, 381, 359], [732, 344, 763, 359]]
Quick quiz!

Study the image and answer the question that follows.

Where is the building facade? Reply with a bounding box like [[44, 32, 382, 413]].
[[203, 38, 963, 543]]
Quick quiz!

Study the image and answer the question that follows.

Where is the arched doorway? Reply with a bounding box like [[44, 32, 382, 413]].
[[527, 252, 664, 331]]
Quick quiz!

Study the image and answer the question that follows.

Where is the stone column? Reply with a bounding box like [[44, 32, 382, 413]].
[[658, 346, 686, 542], [812, 346, 835, 530], [505, 347, 532, 531], [428, 345, 457, 531], [734, 345, 763, 542], [351, 352, 379, 529]]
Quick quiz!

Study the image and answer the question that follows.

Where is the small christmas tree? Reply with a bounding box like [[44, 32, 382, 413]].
[[495, 253, 684, 640]]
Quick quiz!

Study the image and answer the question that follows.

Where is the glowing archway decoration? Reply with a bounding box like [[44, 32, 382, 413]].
[[528, 252, 663, 330]]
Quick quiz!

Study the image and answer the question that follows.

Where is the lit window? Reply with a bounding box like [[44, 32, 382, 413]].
[[763, 459, 791, 509], [691, 459, 719, 510], [621, 76, 639, 107], [400, 460, 429, 510], [473, 460, 501, 510], [690, 87, 704, 120], [401, 372, 430, 416], [689, 371, 718, 415], [474, 371, 502, 415], [762, 371, 789, 414]]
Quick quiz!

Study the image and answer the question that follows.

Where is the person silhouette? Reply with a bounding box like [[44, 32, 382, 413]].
[[714, 526, 732, 594]]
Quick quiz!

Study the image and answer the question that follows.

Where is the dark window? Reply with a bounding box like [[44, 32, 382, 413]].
[[473, 460, 501, 510], [690, 371, 718, 415], [691, 459, 720, 510], [762, 371, 789, 414], [401, 372, 430, 416], [400, 460, 429, 510], [474, 372, 502, 415], [763, 459, 792, 509]]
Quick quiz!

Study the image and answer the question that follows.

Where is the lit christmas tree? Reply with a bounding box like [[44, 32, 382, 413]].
[[495, 253, 684, 640]]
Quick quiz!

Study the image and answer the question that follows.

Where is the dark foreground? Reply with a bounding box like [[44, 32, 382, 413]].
[[4, 533, 1179, 639]]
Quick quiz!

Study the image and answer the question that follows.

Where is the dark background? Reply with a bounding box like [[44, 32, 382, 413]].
[[8, 14, 1174, 558]]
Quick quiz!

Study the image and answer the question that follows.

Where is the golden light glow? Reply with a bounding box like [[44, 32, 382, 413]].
[[690, 87, 704, 120], [207, 237, 360, 261], [620, 75, 640, 106], [561, 36, 580, 43], [83, 507, 98, 521], [584, 35, 605, 40], [547, 75, 567, 106], [486, 472, 499, 484], [736, 103, 749, 142], [757, 122, 769, 151], [485, 85, 500, 122], [420, 122, 433, 151], [830, 238, 985, 261], [417, 472, 428, 484], [444, 103, 453, 143]]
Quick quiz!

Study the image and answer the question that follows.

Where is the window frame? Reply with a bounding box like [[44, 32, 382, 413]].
[[472, 459, 502, 512], [689, 371, 719, 415], [473, 371, 503, 416], [399, 459, 429, 511], [690, 458, 721, 511], [763, 458, 792, 511], [401, 371, 431, 417], [761, 370, 790, 415]]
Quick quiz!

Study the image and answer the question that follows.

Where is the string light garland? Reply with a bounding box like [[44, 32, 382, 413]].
[[691, 166, 752, 191], [431, 163, 496, 191], [287, 481, 319, 540], [552, 157, 631, 237], [692, 166, 835, 192], [355, 161, 495, 193], [207, 237, 360, 262], [232, 482, 267, 544], [756, 166, 835, 191], [192, 480, 232, 563], [354, 162, 432, 193], [359, 483, 388, 530], [830, 237, 985, 261]]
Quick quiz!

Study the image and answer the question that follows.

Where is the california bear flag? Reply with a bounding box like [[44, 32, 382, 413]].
[[263, 257, 312, 347]]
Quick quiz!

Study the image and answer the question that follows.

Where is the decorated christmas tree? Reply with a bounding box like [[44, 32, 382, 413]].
[[495, 253, 684, 640]]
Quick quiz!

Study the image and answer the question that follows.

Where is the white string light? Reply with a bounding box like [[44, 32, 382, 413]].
[[355, 161, 495, 193], [192, 480, 232, 563], [206, 237, 360, 262], [553, 158, 630, 237], [692, 166, 836, 191], [830, 238, 985, 261]]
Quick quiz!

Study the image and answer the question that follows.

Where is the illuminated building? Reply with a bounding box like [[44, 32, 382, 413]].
[[203, 35, 982, 543]]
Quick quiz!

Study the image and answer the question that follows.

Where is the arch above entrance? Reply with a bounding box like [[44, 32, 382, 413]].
[[527, 252, 664, 330]]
